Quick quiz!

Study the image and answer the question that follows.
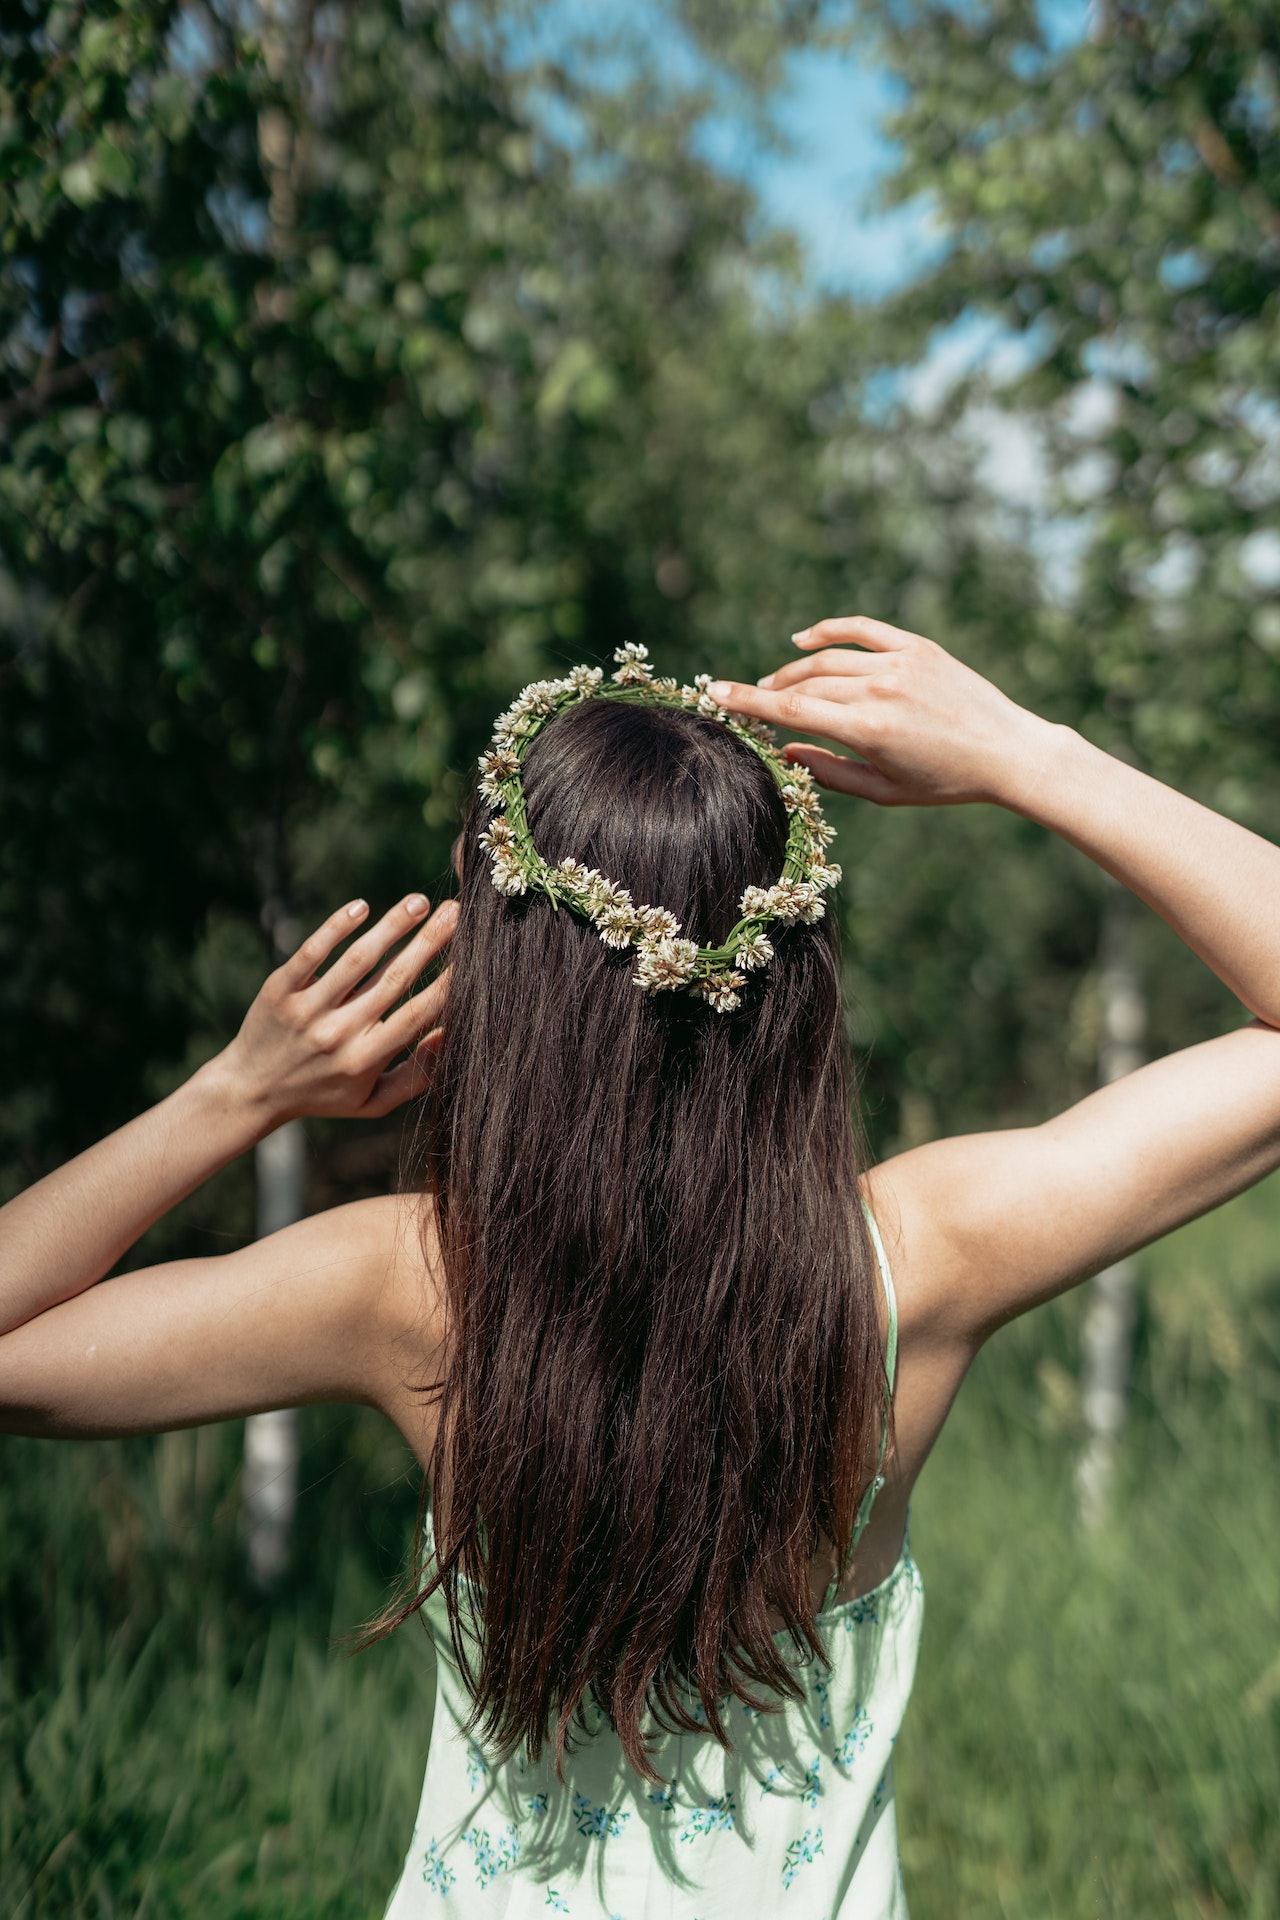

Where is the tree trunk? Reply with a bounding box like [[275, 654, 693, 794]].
[[243, 1118, 307, 1586], [1076, 883, 1147, 1527]]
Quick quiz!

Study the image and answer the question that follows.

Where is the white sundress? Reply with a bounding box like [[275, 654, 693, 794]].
[[385, 1213, 924, 1920]]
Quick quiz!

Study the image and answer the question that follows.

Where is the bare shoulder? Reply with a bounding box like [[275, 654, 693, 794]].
[[250, 1188, 440, 1341], [860, 1150, 982, 1355], [328, 1190, 447, 1451]]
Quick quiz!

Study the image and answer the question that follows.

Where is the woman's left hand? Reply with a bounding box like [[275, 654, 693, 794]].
[[709, 615, 1053, 810], [222, 893, 458, 1127]]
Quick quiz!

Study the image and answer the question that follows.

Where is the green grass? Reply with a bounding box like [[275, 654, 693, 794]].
[[901, 1174, 1280, 1919], [3, 1179, 1278, 1916]]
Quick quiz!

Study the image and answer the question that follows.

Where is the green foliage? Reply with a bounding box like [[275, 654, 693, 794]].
[[0, 1411, 430, 1917], [2, 0, 1064, 1197], [902, 1171, 1280, 1918], [864, 0, 1280, 807]]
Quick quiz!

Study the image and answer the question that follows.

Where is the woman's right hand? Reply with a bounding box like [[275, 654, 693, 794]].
[[710, 615, 1056, 810], [222, 892, 458, 1128]]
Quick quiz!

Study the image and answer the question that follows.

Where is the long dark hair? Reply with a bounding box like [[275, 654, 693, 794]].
[[386, 693, 883, 1778]]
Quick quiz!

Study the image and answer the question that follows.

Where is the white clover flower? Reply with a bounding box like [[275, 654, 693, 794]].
[[734, 928, 774, 971], [812, 861, 842, 889], [696, 968, 747, 1013], [780, 880, 825, 924], [595, 902, 641, 948], [554, 857, 599, 899], [684, 672, 725, 718], [612, 641, 654, 687], [739, 879, 824, 924], [782, 785, 824, 828], [519, 679, 565, 717], [567, 664, 604, 694], [478, 744, 521, 804], [739, 717, 778, 746], [490, 850, 528, 896], [585, 875, 633, 914], [652, 676, 680, 697], [634, 935, 700, 993], [636, 905, 680, 939], [478, 817, 514, 853], [479, 743, 520, 780]]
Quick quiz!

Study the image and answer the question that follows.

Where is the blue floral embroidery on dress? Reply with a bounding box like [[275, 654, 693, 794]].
[[812, 1671, 831, 1731], [465, 1740, 488, 1791], [679, 1794, 736, 1841], [842, 1593, 880, 1627], [572, 1792, 630, 1840], [422, 1839, 455, 1894], [761, 1766, 783, 1795], [463, 1822, 520, 1887], [782, 1825, 824, 1889], [802, 1758, 823, 1808], [528, 1792, 550, 1817], [545, 1892, 569, 1913], [837, 1708, 872, 1768], [647, 1782, 677, 1813]]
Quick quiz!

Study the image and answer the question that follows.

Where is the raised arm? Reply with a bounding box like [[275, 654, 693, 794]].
[[0, 893, 455, 1441], [711, 619, 1280, 1346]]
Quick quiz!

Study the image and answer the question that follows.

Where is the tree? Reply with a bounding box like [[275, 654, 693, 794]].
[[3, 0, 1061, 1227], [861, 0, 1280, 812], [858, 0, 1280, 1479]]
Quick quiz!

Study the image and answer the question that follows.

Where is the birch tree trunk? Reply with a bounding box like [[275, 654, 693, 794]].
[[1076, 884, 1147, 1528], [243, 1119, 306, 1586]]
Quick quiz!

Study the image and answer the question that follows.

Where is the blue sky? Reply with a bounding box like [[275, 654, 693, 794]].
[[699, 49, 933, 299], [505, 2, 1090, 301]]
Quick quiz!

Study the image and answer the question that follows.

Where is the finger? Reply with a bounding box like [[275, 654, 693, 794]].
[[282, 899, 371, 988], [791, 615, 918, 653], [707, 677, 854, 741], [349, 899, 459, 1011], [360, 1030, 444, 1118], [377, 966, 452, 1055], [759, 649, 886, 692], [785, 743, 903, 806], [316, 892, 434, 999], [755, 675, 883, 709]]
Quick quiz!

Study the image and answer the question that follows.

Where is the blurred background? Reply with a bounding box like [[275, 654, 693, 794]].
[[3, 0, 1279, 1912]]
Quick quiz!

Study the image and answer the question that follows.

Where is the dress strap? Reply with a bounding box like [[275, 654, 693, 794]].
[[863, 1201, 899, 1395], [822, 1199, 897, 1611]]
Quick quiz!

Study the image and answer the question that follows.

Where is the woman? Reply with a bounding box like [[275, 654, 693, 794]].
[[3, 615, 1278, 1918]]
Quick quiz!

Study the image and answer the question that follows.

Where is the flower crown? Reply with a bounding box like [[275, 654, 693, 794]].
[[475, 645, 840, 1012]]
